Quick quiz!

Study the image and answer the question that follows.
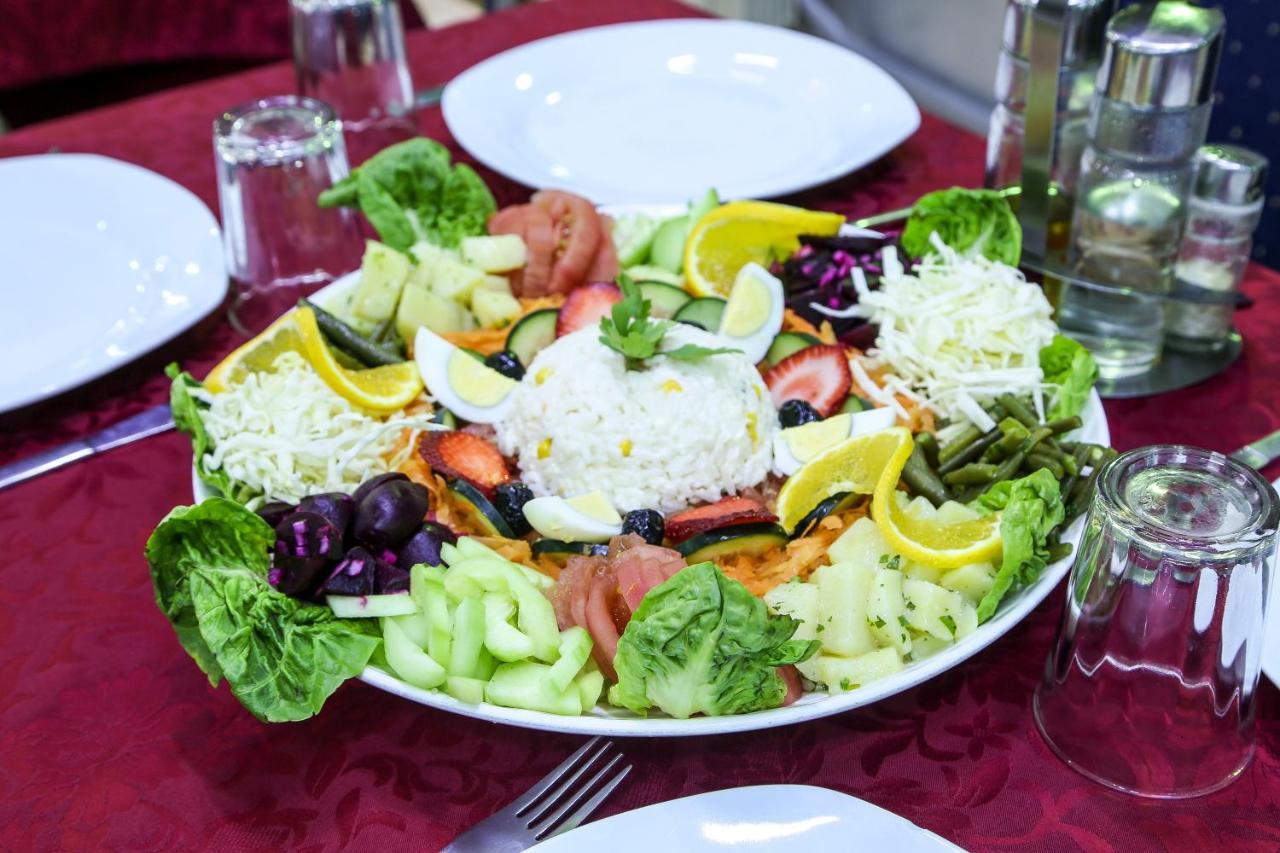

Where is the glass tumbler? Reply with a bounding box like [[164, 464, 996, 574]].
[[1034, 445, 1278, 798], [214, 95, 364, 335]]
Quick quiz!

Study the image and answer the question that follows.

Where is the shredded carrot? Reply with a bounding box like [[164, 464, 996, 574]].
[[718, 502, 869, 596]]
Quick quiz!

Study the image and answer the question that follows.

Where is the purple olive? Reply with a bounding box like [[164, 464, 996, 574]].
[[352, 472, 410, 506], [297, 492, 354, 537], [272, 553, 331, 599], [395, 522, 454, 568], [256, 501, 296, 528], [375, 561, 412, 595], [352, 480, 430, 548], [318, 547, 378, 597], [274, 511, 343, 559]]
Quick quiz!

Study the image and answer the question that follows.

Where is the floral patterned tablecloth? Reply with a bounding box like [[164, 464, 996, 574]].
[[1, 1, 1277, 850]]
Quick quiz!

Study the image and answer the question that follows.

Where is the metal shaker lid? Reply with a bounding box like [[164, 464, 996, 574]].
[[1099, 2, 1225, 109], [1193, 145, 1269, 205], [1003, 0, 1116, 66]]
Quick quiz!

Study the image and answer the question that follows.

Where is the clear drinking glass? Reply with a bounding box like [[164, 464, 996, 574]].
[[1034, 445, 1278, 798], [214, 95, 364, 335]]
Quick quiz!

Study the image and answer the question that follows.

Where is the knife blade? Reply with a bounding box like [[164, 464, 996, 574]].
[[1231, 428, 1280, 471], [0, 404, 174, 491]]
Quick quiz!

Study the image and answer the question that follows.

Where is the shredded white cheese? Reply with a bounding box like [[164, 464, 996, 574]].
[[196, 352, 436, 504], [832, 236, 1057, 428]]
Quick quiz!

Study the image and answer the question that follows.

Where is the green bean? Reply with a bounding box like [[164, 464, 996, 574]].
[[938, 425, 982, 465], [1047, 542, 1074, 562], [370, 315, 402, 350], [301, 298, 403, 367], [989, 448, 1029, 485], [937, 429, 1002, 474], [1027, 452, 1064, 479], [915, 431, 941, 470], [942, 463, 999, 486], [1046, 416, 1083, 435], [902, 446, 951, 506], [997, 394, 1040, 429]]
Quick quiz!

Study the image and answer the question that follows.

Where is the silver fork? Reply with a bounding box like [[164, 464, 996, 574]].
[[441, 737, 632, 852]]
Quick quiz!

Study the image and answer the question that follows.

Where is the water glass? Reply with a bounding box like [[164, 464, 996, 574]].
[[214, 95, 364, 335], [1034, 445, 1278, 798]]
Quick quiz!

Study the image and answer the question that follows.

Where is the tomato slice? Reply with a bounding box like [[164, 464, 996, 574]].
[[532, 190, 604, 294]]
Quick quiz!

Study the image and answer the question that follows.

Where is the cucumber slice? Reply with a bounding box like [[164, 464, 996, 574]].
[[637, 281, 692, 319], [382, 616, 447, 689], [410, 564, 453, 666], [676, 522, 789, 562], [765, 331, 822, 367], [790, 492, 856, 539], [482, 592, 536, 662], [839, 395, 873, 414], [650, 215, 689, 273], [547, 626, 593, 693], [624, 265, 684, 287], [485, 661, 584, 715], [445, 558, 561, 662], [612, 213, 660, 267], [430, 407, 458, 430], [575, 667, 605, 710], [444, 675, 487, 704], [448, 596, 486, 677], [448, 480, 516, 538], [673, 296, 727, 332], [532, 539, 609, 560], [327, 593, 419, 618], [505, 308, 559, 367], [688, 187, 721, 222]]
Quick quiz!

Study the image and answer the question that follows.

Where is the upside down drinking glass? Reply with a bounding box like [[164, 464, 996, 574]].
[[1034, 445, 1277, 798]]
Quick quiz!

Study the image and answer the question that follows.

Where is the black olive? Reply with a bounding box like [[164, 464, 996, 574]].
[[493, 482, 535, 536], [779, 399, 822, 428], [484, 351, 526, 381], [621, 509, 665, 545]]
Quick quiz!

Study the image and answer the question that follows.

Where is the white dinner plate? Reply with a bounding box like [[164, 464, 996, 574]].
[[0, 153, 226, 413], [531, 785, 963, 852], [442, 19, 920, 203], [191, 272, 1109, 737]]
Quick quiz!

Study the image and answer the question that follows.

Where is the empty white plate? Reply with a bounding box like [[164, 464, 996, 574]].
[[0, 154, 227, 412], [531, 785, 963, 852], [443, 19, 920, 203]]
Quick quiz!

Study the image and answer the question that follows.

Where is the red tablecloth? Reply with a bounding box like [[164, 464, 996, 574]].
[[2, 1, 1278, 850]]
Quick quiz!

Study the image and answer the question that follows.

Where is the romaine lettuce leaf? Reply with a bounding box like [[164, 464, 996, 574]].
[[145, 498, 380, 721], [971, 469, 1065, 622], [901, 187, 1022, 266], [1040, 334, 1099, 420], [166, 364, 259, 504], [607, 562, 818, 718], [318, 138, 496, 250]]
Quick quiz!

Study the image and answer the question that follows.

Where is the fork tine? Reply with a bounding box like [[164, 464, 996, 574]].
[[529, 754, 629, 838], [520, 741, 616, 823], [508, 737, 607, 814], [539, 762, 633, 840]]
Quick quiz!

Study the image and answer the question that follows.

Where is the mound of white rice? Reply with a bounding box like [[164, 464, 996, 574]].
[[495, 324, 778, 513]]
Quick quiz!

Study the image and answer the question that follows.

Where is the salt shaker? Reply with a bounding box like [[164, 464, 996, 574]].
[[1165, 145, 1268, 350], [1056, 1, 1224, 381]]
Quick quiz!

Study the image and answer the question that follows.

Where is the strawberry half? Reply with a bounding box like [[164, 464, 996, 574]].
[[556, 282, 621, 337], [665, 496, 778, 544], [764, 344, 852, 418], [418, 432, 511, 497]]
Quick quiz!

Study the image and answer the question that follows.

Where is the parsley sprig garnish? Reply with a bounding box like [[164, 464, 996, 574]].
[[599, 275, 738, 370]]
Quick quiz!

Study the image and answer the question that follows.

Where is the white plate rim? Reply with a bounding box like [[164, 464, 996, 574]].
[[441, 18, 921, 203], [0, 153, 227, 413], [190, 272, 1109, 737]]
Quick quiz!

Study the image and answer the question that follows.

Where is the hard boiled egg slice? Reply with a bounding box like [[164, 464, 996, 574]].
[[414, 327, 516, 424], [523, 492, 624, 543], [773, 407, 898, 476], [716, 262, 785, 366]]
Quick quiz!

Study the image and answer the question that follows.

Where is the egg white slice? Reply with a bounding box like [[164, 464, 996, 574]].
[[523, 493, 624, 544], [716, 262, 786, 366], [414, 327, 517, 424], [773, 407, 899, 476]]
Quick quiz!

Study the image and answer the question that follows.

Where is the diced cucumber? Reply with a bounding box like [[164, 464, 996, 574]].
[[391, 611, 430, 648], [410, 564, 453, 666], [612, 214, 660, 267], [765, 332, 821, 367], [448, 597, 486, 678], [485, 661, 583, 716], [940, 562, 997, 604], [903, 578, 968, 641], [672, 296, 727, 331], [396, 283, 474, 342], [461, 234, 527, 273], [382, 616, 447, 689], [351, 241, 412, 326], [505, 308, 559, 367], [624, 265, 684, 287], [575, 667, 605, 710], [327, 593, 419, 618], [472, 288, 522, 329], [688, 187, 721, 222], [636, 281, 693, 318], [547, 627, 593, 693], [813, 561, 876, 656], [839, 396, 873, 414], [866, 567, 912, 656], [816, 647, 904, 691], [482, 592, 536, 662], [444, 676, 487, 704], [649, 215, 689, 273], [827, 517, 893, 570]]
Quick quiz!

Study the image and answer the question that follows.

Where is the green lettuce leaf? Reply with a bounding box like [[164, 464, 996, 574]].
[[318, 138, 495, 250], [1040, 334, 1099, 420], [900, 187, 1022, 265], [971, 469, 1065, 622], [607, 562, 819, 718], [166, 364, 259, 504], [145, 498, 380, 721]]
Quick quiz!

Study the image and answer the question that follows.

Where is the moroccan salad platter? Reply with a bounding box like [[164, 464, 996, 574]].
[[151, 139, 1109, 735]]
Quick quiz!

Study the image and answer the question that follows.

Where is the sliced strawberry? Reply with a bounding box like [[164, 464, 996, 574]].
[[665, 496, 778, 544], [764, 344, 852, 417], [418, 431, 511, 497], [556, 282, 621, 337]]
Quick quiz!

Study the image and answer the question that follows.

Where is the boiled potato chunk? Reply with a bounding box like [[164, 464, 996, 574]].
[[430, 256, 489, 306], [477, 274, 514, 295], [903, 561, 943, 584], [817, 648, 904, 691], [934, 500, 982, 524], [461, 234, 527, 273], [903, 578, 969, 641], [866, 567, 912, 656], [472, 288, 522, 329], [351, 241, 411, 326], [396, 284, 475, 341], [827, 517, 893, 569], [764, 580, 822, 681], [813, 561, 876, 657], [941, 561, 997, 605], [909, 633, 953, 661]]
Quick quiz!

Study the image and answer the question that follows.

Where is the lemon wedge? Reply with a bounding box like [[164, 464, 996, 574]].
[[775, 427, 913, 533], [205, 311, 307, 393], [684, 201, 845, 298], [873, 479, 1003, 570]]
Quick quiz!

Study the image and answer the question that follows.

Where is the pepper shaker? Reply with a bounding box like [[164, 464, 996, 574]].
[[1165, 145, 1268, 351]]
